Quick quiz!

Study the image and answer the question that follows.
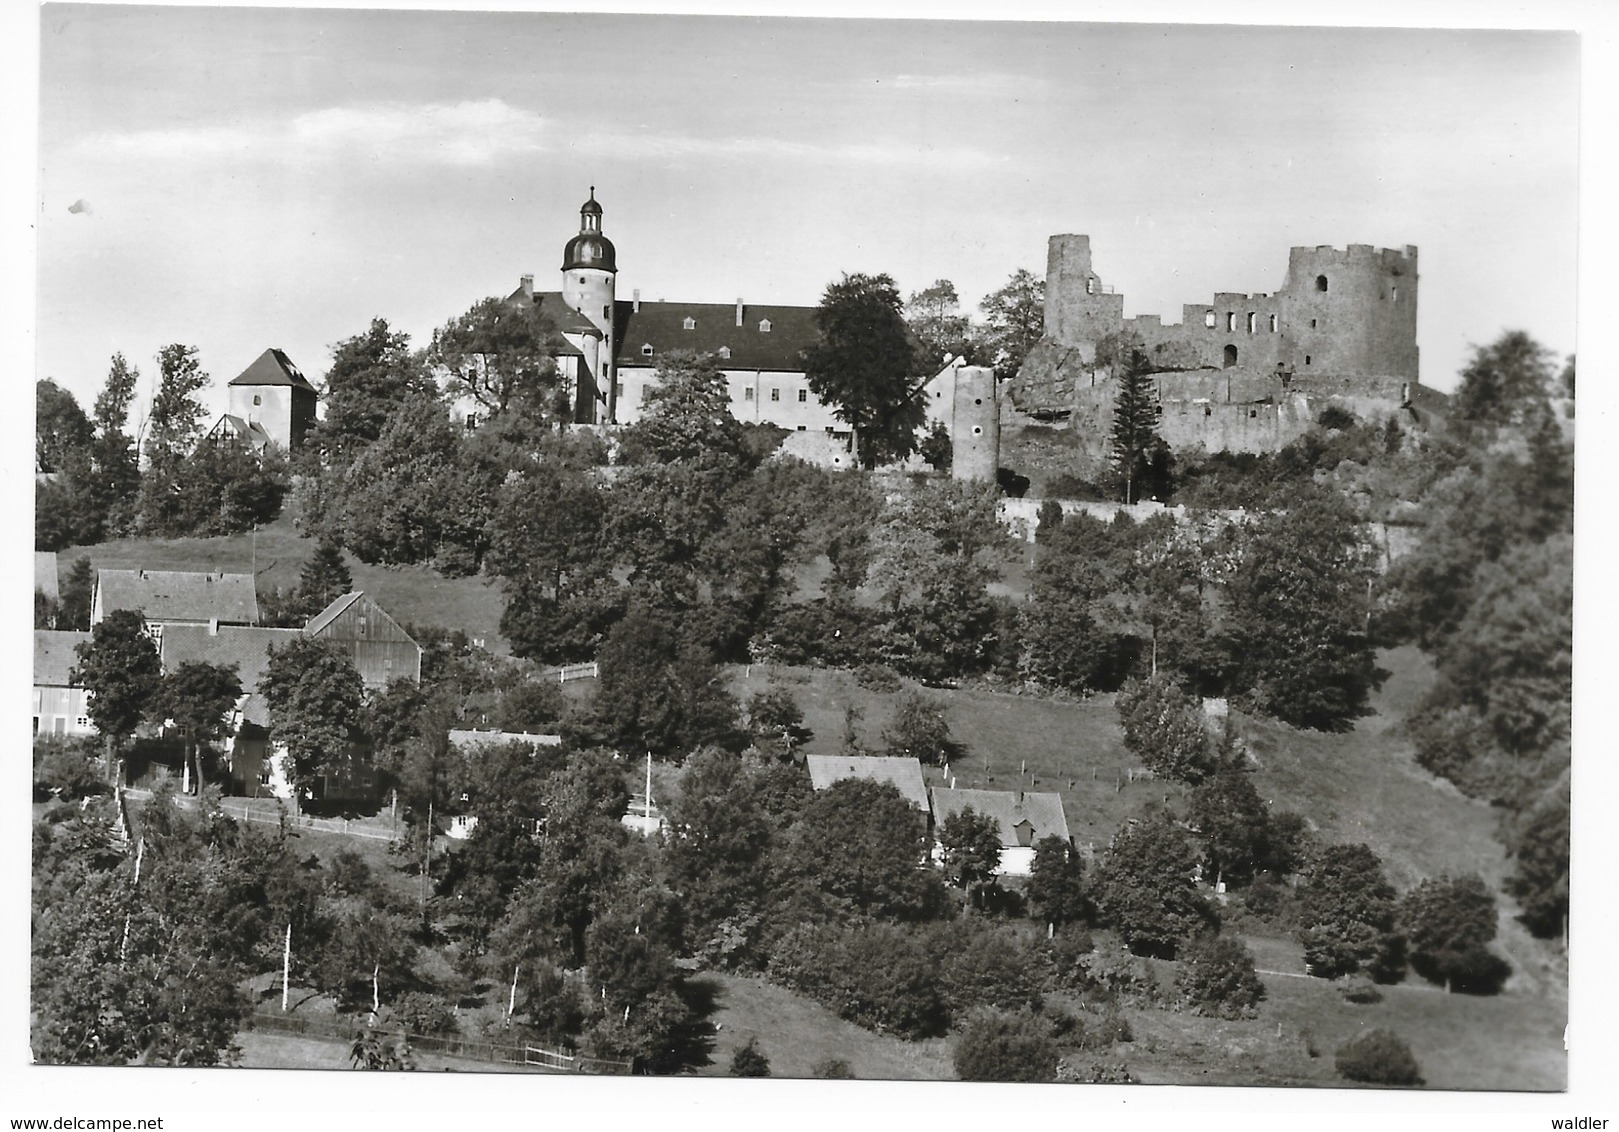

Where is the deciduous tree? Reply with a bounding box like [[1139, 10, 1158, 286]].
[[802, 272, 924, 468], [71, 609, 161, 779], [1095, 812, 1214, 958], [979, 269, 1045, 382], [937, 807, 1003, 909], [261, 637, 365, 797], [429, 297, 566, 424]]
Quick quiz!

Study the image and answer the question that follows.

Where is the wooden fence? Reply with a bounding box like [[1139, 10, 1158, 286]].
[[245, 1009, 630, 1074]]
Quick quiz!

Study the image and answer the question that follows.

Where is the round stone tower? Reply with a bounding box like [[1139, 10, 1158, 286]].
[[561, 188, 618, 421]]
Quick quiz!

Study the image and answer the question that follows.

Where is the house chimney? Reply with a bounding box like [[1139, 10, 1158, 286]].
[[633, 288, 641, 313], [520, 273, 534, 298], [736, 298, 744, 327]]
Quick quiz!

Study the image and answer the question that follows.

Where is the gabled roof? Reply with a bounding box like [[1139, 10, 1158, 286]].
[[502, 288, 598, 347], [96, 569, 259, 626], [159, 625, 302, 693], [449, 729, 564, 752], [304, 591, 420, 651], [34, 630, 91, 687], [206, 414, 273, 448], [611, 299, 821, 373], [303, 591, 366, 635], [806, 754, 929, 812], [928, 788, 1071, 849], [228, 348, 317, 392], [35, 552, 58, 599]]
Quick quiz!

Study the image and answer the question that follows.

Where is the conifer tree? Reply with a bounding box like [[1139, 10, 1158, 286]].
[[1108, 350, 1168, 504]]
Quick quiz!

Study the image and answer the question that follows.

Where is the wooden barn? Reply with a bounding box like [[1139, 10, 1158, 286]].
[[304, 591, 422, 688]]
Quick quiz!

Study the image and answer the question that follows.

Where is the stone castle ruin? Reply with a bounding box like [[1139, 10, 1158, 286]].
[[1011, 235, 1447, 455]]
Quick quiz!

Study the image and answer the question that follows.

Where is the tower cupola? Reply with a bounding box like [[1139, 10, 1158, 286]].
[[563, 186, 616, 273]]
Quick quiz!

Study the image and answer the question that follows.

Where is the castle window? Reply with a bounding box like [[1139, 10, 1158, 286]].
[[796, 425, 806, 431], [641, 344, 653, 356], [614, 382, 624, 398], [252, 394, 261, 406], [1086, 278, 1095, 295], [1204, 405, 1212, 417], [744, 387, 754, 400], [1204, 310, 1216, 328], [682, 317, 695, 330], [759, 319, 772, 332], [1310, 318, 1317, 328], [1249, 409, 1258, 419], [1269, 314, 1278, 332], [603, 305, 611, 319], [1305, 355, 1312, 366], [972, 426, 983, 435], [1316, 275, 1328, 292], [1391, 286, 1399, 302], [1224, 344, 1238, 368], [718, 346, 732, 359], [797, 389, 807, 402], [1247, 313, 1256, 334], [771, 388, 780, 402], [579, 276, 587, 285], [464, 414, 479, 431], [1226, 313, 1236, 332]]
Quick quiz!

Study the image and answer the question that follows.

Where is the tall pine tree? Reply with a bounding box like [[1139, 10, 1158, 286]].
[[1108, 351, 1170, 503]]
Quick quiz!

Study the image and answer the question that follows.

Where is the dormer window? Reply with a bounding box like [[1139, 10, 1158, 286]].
[[683, 317, 696, 331], [759, 319, 772, 333], [718, 346, 731, 359], [641, 343, 654, 357]]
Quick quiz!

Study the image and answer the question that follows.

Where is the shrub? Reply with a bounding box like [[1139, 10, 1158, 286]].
[[729, 1036, 771, 1077], [812, 1057, 855, 1079], [854, 662, 902, 693], [952, 1009, 1059, 1083], [389, 991, 457, 1036], [1334, 1029, 1424, 1086], [1317, 405, 1357, 431], [1338, 975, 1383, 1005], [768, 922, 948, 1039], [1173, 935, 1266, 1019], [938, 923, 1045, 1015]]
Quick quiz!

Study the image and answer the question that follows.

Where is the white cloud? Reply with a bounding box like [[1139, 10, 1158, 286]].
[[571, 130, 998, 169], [76, 98, 550, 168]]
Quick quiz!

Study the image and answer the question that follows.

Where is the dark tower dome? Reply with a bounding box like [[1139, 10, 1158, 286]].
[[563, 186, 616, 272]]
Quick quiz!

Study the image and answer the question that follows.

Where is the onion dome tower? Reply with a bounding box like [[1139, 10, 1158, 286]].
[[561, 187, 619, 422]]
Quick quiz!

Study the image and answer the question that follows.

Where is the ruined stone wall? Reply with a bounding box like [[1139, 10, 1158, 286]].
[[1045, 235, 1124, 357]]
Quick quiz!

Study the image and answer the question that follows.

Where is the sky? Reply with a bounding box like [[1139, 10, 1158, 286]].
[[30, 4, 1584, 429]]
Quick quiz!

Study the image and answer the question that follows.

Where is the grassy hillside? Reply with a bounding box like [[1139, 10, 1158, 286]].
[[729, 647, 1504, 891], [48, 516, 511, 652]]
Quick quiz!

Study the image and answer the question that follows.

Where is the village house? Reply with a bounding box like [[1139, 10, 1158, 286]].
[[805, 754, 931, 812], [444, 729, 566, 839], [304, 591, 423, 688], [91, 569, 259, 644], [32, 630, 94, 739], [928, 787, 1073, 877]]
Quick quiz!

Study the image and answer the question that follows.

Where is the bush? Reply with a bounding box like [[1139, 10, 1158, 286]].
[[1338, 975, 1383, 1005], [1173, 935, 1266, 1019], [1334, 1029, 1424, 1086], [389, 991, 457, 1036], [952, 1009, 1059, 1083], [853, 663, 902, 693], [728, 1036, 771, 1077], [1317, 405, 1357, 431], [812, 1057, 855, 1079], [768, 922, 948, 1039], [1115, 675, 1214, 783]]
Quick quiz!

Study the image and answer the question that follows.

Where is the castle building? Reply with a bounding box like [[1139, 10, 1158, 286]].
[[1014, 234, 1442, 456], [207, 347, 319, 451], [493, 190, 1002, 479], [508, 189, 842, 435]]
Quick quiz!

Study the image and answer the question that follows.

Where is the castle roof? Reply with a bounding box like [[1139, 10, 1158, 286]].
[[34, 630, 91, 687], [806, 755, 930, 811], [928, 787, 1071, 848], [228, 348, 317, 392], [613, 299, 820, 372], [96, 569, 259, 626], [502, 288, 598, 345]]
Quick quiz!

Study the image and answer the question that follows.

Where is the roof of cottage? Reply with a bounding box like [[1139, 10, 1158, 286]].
[[928, 787, 1072, 848], [806, 755, 930, 812]]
